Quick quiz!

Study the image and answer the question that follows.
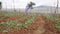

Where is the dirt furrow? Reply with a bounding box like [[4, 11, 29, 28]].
[[32, 16, 46, 34]]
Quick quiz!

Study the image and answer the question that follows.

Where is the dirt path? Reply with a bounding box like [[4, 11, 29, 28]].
[[32, 16, 46, 34], [32, 16, 60, 34]]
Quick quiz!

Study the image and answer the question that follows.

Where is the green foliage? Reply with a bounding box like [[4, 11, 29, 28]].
[[23, 15, 36, 27], [1, 22, 8, 27], [55, 23, 60, 30], [17, 15, 36, 28], [45, 14, 56, 22], [44, 14, 60, 30], [0, 28, 2, 31], [0, 11, 23, 18], [1, 20, 14, 27], [10, 25, 16, 29], [0, 14, 36, 32], [17, 24, 25, 28]]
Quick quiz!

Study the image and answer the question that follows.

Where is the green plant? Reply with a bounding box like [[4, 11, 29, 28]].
[[1, 22, 8, 27], [0, 14, 36, 32], [16, 15, 36, 28], [17, 24, 25, 28], [55, 23, 60, 30], [23, 15, 36, 27], [45, 14, 56, 22], [0, 28, 2, 31], [10, 25, 16, 29]]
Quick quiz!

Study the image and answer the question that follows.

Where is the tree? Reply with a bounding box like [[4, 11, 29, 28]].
[[25, 2, 36, 14], [0, 2, 2, 9], [29, 2, 35, 9], [13, 0, 16, 12], [55, 0, 59, 16], [54, 0, 59, 23]]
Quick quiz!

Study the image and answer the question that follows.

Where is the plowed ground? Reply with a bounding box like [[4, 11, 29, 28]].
[[0, 15, 60, 34]]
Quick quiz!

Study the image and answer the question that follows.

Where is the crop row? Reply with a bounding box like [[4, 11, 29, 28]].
[[0, 15, 36, 33]]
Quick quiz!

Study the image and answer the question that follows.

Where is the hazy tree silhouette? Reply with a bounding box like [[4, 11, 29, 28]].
[[25, 2, 35, 14], [29, 2, 35, 9], [0, 2, 2, 9]]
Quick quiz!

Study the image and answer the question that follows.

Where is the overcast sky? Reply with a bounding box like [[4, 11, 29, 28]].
[[0, 0, 60, 9]]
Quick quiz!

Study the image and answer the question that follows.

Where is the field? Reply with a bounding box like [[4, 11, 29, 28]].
[[0, 11, 60, 34]]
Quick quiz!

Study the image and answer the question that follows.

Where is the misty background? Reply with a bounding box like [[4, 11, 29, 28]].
[[0, 0, 60, 13]]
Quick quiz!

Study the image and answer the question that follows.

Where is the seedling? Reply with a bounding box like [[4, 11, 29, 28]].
[[1, 23, 8, 27], [0, 14, 36, 33], [10, 25, 16, 29], [56, 23, 60, 28], [17, 24, 25, 28], [0, 28, 2, 31]]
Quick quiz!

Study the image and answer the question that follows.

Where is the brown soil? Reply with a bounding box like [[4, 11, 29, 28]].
[[0, 16, 60, 34], [6, 16, 46, 34], [42, 16, 60, 34], [0, 16, 23, 22]]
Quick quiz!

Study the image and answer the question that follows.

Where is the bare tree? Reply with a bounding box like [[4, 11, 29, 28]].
[[0, 2, 2, 9], [54, 0, 59, 23], [55, 0, 59, 17], [25, 2, 35, 14], [13, 0, 16, 12]]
